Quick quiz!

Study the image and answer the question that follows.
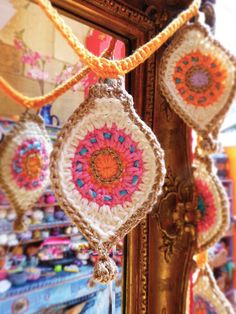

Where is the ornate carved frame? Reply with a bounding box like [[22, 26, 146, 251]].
[[50, 1, 196, 313]]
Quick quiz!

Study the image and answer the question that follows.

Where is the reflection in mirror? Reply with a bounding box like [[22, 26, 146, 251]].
[[0, 1, 125, 313]]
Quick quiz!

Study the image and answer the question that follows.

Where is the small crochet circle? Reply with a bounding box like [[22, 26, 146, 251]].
[[72, 123, 144, 207], [186, 65, 212, 92], [11, 139, 49, 190], [90, 148, 123, 183], [174, 51, 227, 107], [195, 179, 216, 232]]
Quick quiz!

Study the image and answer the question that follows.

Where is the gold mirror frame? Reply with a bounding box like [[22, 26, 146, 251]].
[[48, 1, 196, 313]]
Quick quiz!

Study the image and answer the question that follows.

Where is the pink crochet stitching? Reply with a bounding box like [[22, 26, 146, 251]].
[[11, 138, 49, 190], [71, 123, 144, 207], [195, 179, 216, 232]]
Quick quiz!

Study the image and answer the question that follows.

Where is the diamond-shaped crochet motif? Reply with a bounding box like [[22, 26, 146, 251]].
[[0, 113, 52, 230], [50, 79, 166, 253], [160, 23, 236, 134]]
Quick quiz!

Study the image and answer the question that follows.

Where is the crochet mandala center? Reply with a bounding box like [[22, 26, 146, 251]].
[[90, 148, 123, 183], [11, 139, 49, 190], [71, 124, 144, 207]]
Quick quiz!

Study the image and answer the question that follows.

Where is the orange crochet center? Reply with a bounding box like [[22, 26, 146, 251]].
[[23, 153, 42, 178], [94, 152, 119, 179], [174, 51, 227, 107]]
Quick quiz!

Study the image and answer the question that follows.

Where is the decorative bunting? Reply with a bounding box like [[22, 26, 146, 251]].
[[50, 78, 166, 283], [159, 22, 236, 135], [0, 112, 52, 232]]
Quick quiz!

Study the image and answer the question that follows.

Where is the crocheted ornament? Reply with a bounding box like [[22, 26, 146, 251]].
[[160, 22, 236, 135], [194, 158, 229, 252], [50, 78, 166, 283], [193, 264, 234, 314], [0, 112, 52, 232]]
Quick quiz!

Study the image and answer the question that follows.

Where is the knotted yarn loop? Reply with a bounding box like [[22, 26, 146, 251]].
[[93, 255, 118, 284]]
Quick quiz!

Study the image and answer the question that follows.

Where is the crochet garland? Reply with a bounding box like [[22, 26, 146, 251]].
[[159, 19, 235, 259], [0, 0, 234, 288], [50, 78, 166, 283], [36, 0, 201, 78], [0, 112, 52, 232]]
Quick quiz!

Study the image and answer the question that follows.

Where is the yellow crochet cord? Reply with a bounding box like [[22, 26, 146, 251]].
[[0, 38, 116, 109], [37, 0, 201, 78]]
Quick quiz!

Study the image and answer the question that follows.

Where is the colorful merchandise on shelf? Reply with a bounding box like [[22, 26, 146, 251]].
[[0, 267, 121, 313], [25, 267, 41, 281], [213, 153, 229, 179], [8, 270, 28, 286], [8, 234, 19, 247], [45, 193, 56, 204], [7, 210, 16, 221], [64, 264, 79, 273], [0, 280, 11, 294], [77, 250, 90, 266], [32, 210, 44, 224], [38, 237, 72, 265], [0, 234, 8, 246]]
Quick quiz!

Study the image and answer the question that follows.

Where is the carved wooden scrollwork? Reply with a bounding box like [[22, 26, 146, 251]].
[[155, 172, 197, 263]]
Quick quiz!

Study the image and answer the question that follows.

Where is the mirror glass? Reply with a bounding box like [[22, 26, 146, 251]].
[[0, 1, 125, 313]]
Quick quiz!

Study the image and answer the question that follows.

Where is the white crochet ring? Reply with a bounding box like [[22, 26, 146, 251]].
[[194, 158, 229, 252], [193, 264, 234, 314], [160, 23, 236, 135], [50, 78, 166, 283], [0, 112, 52, 232]]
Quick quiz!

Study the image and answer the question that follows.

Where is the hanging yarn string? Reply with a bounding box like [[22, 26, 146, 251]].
[[0, 0, 201, 106], [0, 38, 116, 109], [36, 0, 201, 78]]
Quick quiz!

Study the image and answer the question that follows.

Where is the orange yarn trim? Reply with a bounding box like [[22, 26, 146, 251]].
[[0, 39, 116, 109], [37, 0, 200, 78], [194, 251, 208, 269]]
